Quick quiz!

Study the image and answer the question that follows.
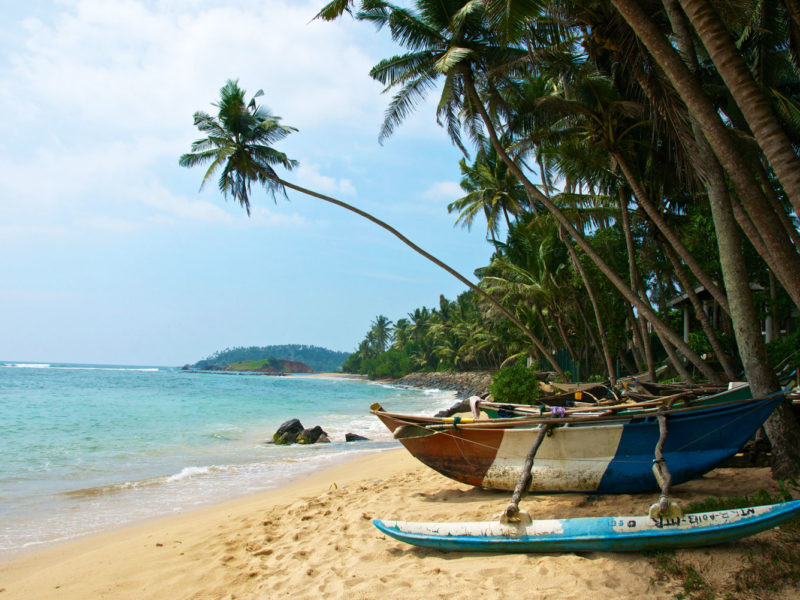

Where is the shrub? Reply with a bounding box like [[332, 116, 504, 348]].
[[489, 363, 541, 405]]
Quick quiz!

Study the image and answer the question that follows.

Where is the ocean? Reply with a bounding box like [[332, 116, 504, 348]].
[[0, 362, 456, 558]]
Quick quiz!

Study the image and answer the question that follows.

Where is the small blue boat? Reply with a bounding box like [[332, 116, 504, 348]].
[[373, 499, 800, 552]]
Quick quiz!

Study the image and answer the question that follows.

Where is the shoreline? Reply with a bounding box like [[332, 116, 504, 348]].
[[1, 447, 798, 599], [0, 370, 458, 561]]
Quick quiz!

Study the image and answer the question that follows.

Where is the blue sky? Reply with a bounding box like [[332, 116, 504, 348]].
[[0, 0, 496, 366]]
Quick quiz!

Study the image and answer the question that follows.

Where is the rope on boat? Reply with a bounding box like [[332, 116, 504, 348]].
[[649, 406, 683, 519], [504, 424, 552, 520]]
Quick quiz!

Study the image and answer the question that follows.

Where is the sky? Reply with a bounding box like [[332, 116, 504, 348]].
[[0, 0, 497, 366]]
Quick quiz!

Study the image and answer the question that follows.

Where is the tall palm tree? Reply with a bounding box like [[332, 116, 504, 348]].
[[180, 78, 562, 375], [608, 0, 800, 312], [676, 0, 800, 216], [369, 315, 393, 353], [336, 0, 719, 380], [449, 142, 530, 241]]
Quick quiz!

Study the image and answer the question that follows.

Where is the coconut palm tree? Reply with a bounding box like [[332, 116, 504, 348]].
[[180, 78, 562, 375], [675, 0, 800, 216], [449, 142, 531, 241], [608, 0, 800, 312], [341, 0, 719, 380], [369, 315, 394, 353]]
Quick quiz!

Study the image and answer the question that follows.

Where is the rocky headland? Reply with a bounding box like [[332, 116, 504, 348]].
[[392, 371, 493, 398], [391, 371, 494, 416]]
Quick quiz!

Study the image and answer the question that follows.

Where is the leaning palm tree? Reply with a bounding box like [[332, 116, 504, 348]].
[[321, 0, 718, 381], [180, 79, 564, 377]]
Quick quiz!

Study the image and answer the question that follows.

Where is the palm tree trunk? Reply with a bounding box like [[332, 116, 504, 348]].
[[574, 300, 604, 377], [276, 176, 567, 378], [661, 238, 738, 380], [677, 0, 800, 217], [554, 312, 578, 365], [661, 0, 800, 476], [612, 0, 800, 312], [562, 233, 616, 384], [614, 152, 730, 315], [461, 67, 720, 382], [625, 305, 647, 373], [655, 327, 694, 382], [536, 307, 559, 353], [753, 159, 800, 250], [708, 177, 800, 477], [619, 191, 656, 381]]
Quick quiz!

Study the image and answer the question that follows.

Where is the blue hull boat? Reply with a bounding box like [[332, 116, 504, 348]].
[[372, 393, 784, 493], [373, 499, 800, 552]]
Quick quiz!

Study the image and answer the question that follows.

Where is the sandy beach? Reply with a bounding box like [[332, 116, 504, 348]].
[[1, 448, 798, 600]]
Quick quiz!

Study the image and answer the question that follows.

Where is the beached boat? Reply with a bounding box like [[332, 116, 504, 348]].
[[371, 392, 783, 493], [373, 499, 800, 552]]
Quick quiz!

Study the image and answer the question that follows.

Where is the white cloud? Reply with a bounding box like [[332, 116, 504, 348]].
[[0, 0, 385, 241], [3, 0, 384, 137], [293, 163, 356, 196], [423, 181, 462, 201], [248, 205, 309, 228]]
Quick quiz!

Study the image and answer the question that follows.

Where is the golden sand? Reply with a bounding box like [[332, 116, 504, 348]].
[[0, 449, 796, 599]]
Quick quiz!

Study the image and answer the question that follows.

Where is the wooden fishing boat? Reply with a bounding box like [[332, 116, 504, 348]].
[[478, 382, 750, 419], [373, 499, 800, 552], [371, 392, 783, 494]]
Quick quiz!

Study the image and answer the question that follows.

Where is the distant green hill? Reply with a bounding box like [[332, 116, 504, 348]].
[[189, 345, 351, 373]]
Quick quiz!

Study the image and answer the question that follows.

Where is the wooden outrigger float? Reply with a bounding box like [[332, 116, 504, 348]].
[[373, 500, 800, 553]]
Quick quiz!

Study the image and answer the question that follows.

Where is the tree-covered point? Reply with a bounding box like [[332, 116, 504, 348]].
[[192, 344, 350, 373]]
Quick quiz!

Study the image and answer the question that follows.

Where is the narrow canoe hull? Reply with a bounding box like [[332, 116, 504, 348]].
[[373, 499, 800, 552], [374, 394, 782, 493]]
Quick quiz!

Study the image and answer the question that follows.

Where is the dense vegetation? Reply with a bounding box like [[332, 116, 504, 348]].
[[191, 345, 350, 372], [181, 0, 800, 473]]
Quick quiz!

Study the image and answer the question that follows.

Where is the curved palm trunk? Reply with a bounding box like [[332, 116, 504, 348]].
[[661, 238, 738, 380], [618, 191, 656, 381], [562, 235, 616, 384], [753, 159, 800, 250], [611, 0, 800, 313], [274, 177, 566, 379], [554, 311, 578, 365], [461, 69, 719, 383], [663, 0, 800, 476], [541, 153, 616, 383], [677, 0, 800, 217], [614, 152, 730, 316]]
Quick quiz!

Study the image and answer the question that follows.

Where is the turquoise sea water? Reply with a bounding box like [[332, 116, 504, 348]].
[[0, 362, 455, 557]]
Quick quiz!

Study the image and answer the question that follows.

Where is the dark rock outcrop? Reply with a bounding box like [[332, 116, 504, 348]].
[[297, 425, 330, 444], [273, 419, 304, 445], [345, 433, 369, 442]]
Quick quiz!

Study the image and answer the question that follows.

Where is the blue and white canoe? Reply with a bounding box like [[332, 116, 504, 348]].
[[373, 499, 800, 552], [371, 393, 784, 494]]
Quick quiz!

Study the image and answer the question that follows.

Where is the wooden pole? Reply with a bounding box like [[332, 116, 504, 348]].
[[505, 424, 552, 519]]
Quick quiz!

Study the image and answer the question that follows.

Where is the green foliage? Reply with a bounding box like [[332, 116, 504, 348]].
[[193, 345, 350, 372], [767, 329, 800, 372], [489, 363, 541, 405], [359, 348, 415, 379], [226, 357, 286, 372]]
